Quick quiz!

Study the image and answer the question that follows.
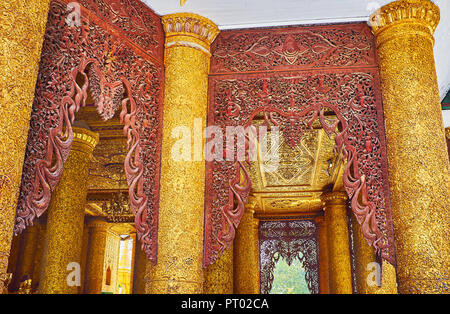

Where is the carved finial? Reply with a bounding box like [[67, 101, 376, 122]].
[[180, 0, 187, 6]]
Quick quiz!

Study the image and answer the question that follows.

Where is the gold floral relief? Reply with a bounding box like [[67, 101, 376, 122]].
[[371, 0, 449, 293], [147, 13, 219, 294]]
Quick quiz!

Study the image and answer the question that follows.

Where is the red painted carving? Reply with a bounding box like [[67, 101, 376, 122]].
[[211, 23, 376, 74], [76, 0, 163, 57], [204, 24, 395, 267], [15, 0, 164, 263]]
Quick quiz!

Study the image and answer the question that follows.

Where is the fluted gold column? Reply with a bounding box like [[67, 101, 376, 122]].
[[12, 223, 39, 291], [0, 0, 50, 293], [315, 214, 329, 294], [234, 201, 260, 294], [133, 243, 148, 294], [370, 0, 449, 293], [321, 191, 352, 294], [84, 218, 108, 294], [351, 215, 397, 294], [146, 13, 219, 294], [39, 127, 98, 294], [204, 245, 233, 294]]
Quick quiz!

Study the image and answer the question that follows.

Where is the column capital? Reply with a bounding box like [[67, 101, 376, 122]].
[[86, 217, 108, 230], [72, 127, 99, 154], [161, 13, 219, 55], [320, 191, 348, 205], [244, 196, 258, 211], [369, 0, 440, 37]]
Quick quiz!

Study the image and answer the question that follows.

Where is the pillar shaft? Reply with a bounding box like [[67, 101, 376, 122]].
[[6, 230, 21, 290], [31, 219, 46, 292], [79, 218, 89, 292], [0, 0, 50, 293], [321, 192, 352, 294], [370, 0, 449, 293], [12, 224, 39, 291], [146, 13, 219, 294], [351, 214, 398, 294], [204, 245, 233, 294], [39, 128, 98, 294], [315, 215, 330, 294], [234, 202, 260, 294], [133, 243, 148, 294], [84, 218, 108, 294]]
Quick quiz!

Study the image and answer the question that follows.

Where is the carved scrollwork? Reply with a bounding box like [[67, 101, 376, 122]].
[[15, 0, 164, 263], [204, 24, 395, 267]]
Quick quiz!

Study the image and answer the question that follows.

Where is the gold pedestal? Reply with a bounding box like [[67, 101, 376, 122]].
[[39, 128, 98, 294], [0, 0, 50, 293], [370, 0, 449, 293], [146, 13, 219, 294], [234, 202, 260, 294], [321, 192, 353, 294]]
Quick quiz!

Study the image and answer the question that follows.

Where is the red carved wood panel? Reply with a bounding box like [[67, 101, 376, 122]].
[[204, 23, 396, 267], [15, 0, 164, 263]]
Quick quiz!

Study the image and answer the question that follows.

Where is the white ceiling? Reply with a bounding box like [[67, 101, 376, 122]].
[[143, 0, 450, 125]]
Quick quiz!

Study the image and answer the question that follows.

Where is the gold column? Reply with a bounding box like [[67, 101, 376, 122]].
[[0, 0, 50, 293], [204, 245, 233, 294], [321, 191, 352, 294], [133, 244, 148, 294], [234, 201, 260, 294], [315, 214, 329, 294], [351, 215, 397, 294], [12, 223, 39, 291], [146, 13, 219, 294], [6, 232, 21, 276], [370, 0, 449, 293], [31, 219, 46, 292], [39, 127, 98, 294], [84, 218, 108, 294], [80, 218, 89, 292]]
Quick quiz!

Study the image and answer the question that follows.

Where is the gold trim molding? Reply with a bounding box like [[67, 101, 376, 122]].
[[320, 191, 348, 204], [72, 127, 99, 153], [161, 13, 219, 54]]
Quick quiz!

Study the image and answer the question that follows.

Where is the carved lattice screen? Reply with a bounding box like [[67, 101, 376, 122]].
[[259, 219, 320, 294]]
